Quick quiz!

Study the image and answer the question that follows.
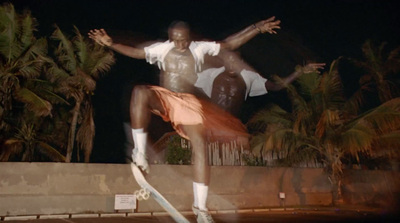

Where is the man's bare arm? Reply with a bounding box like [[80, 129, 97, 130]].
[[220, 16, 281, 50], [88, 29, 146, 59], [265, 63, 326, 91]]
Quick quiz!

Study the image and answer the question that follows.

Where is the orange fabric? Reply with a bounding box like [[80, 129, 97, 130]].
[[148, 85, 249, 142]]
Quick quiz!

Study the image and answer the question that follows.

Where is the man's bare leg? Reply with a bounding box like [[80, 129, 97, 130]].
[[129, 85, 165, 172], [181, 125, 214, 222], [181, 125, 209, 184]]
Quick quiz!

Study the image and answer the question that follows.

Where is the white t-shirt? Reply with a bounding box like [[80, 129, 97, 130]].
[[195, 67, 268, 100], [144, 40, 220, 72]]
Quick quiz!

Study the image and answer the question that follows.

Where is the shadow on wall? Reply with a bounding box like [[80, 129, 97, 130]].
[[291, 168, 306, 205], [341, 170, 400, 211]]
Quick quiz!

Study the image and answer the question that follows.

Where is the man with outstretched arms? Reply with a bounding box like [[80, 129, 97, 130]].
[[89, 17, 280, 223], [196, 50, 325, 117]]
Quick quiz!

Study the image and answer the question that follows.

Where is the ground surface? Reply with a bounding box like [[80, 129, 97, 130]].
[[2, 208, 398, 223]]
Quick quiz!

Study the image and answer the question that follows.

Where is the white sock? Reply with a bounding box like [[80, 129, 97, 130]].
[[193, 182, 202, 208], [195, 182, 208, 211], [136, 132, 147, 155], [131, 128, 144, 149]]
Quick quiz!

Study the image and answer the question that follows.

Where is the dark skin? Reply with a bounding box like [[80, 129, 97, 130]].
[[209, 51, 325, 117], [88, 18, 281, 184], [211, 71, 247, 117]]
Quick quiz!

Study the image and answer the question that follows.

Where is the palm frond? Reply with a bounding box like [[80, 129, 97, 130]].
[[385, 46, 400, 73], [344, 86, 366, 115], [0, 3, 22, 61], [295, 71, 320, 100], [1, 138, 23, 161], [286, 74, 320, 134], [264, 128, 296, 151], [361, 40, 382, 70], [1, 71, 19, 91], [284, 145, 320, 167], [37, 141, 65, 162], [247, 104, 292, 132], [72, 26, 88, 70], [51, 26, 77, 73], [286, 80, 309, 113], [361, 97, 400, 134], [45, 59, 71, 83], [21, 37, 48, 62], [89, 50, 115, 77], [250, 133, 266, 155], [315, 109, 341, 138], [339, 97, 400, 160], [16, 60, 42, 79], [72, 26, 115, 77], [77, 68, 96, 92], [317, 60, 345, 111], [14, 87, 52, 116], [28, 79, 69, 105], [371, 130, 400, 158], [19, 10, 37, 50], [341, 122, 374, 158], [285, 80, 314, 135], [356, 40, 400, 103]]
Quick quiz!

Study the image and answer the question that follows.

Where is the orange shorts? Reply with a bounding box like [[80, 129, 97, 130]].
[[148, 86, 249, 142]]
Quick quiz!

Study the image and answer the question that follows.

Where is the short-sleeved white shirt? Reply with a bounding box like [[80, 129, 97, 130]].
[[195, 67, 268, 100], [144, 40, 220, 72]]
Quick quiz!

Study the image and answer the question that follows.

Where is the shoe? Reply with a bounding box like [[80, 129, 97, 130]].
[[193, 206, 214, 223], [196, 210, 214, 223], [132, 148, 149, 173], [192, 204, 200, 215]]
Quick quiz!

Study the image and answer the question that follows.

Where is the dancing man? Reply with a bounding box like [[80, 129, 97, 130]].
[[196, 50, 325, 117], [89, 17, 280, 223]]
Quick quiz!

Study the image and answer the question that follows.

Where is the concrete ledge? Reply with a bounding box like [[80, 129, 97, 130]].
[[152, 212, 170, 216], [99, 213, 127, 217], [270, 208, 285, 211], [253, 208, 270, 212], [236, 209, 254, 213], [216, 210, 236, 214], [3, 215, 38, 221], [71, 213, 99, 218], [180, 211, 195, 216], [38, 214, 70, 219], [0, 207, 388, 221], [1, 163, 399, 217], [126, 212, 151, 217]]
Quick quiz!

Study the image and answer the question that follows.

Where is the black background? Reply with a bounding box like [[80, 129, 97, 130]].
[[7, 0, 400, 162]]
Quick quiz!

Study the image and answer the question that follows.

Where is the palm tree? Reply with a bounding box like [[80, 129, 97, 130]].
[[247, 60, 400, 204], [0, 3, 67, 161], [0, 3, 51, 124], [348, 40, 400, 113], [46, 26, 115, 162], [0, 121, 65, 162]]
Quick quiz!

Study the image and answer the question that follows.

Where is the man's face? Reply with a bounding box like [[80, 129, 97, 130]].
[[226, 54, 238, 74], [224, 54, 243, 76], [170, 28, 190, 52]]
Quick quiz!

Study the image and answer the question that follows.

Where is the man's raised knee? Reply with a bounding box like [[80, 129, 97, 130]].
[[131, 85, 151, 99]]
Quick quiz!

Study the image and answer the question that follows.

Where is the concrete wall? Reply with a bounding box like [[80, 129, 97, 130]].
[[0, 162, 398, 216], [342, 170, 400, 208]]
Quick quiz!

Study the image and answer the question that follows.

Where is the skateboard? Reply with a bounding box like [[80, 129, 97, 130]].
[[130, 163, 190, 223]]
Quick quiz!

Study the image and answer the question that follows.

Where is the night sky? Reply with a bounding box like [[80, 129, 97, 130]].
[[7, 0, 400, 163]]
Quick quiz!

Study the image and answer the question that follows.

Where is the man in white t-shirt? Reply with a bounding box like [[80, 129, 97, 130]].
[[89, 18, 281, 223], [196, 50, 325, 117]]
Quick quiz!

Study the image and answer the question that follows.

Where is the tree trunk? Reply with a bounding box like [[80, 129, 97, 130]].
[[330, 174, 344, 206], [65, 102, 81, 162]]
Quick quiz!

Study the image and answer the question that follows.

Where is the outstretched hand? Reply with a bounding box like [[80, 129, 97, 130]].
[[255, 16, 281, 34], [301, 63, 326, 74], [88, 29, 113, 46]]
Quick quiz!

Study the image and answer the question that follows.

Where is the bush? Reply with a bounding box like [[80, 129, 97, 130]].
[[165, 135, 192, 165]]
